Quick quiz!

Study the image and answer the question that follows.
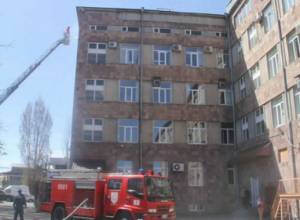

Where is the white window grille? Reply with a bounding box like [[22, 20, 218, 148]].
[[153, 46, 171, 65], [83, 118, 103, 142], [267, 47, 280, 78], [153, 81, 172, 104], [186, 48, 203, 67], [120, 44, 139, 64], [255, 107, 265, 136], [272, 96, 285, 128], [118, 119, 138, 143], [85, 79, 104, 101], [119, 80, 139, 103], [87, 42, 106, 64]]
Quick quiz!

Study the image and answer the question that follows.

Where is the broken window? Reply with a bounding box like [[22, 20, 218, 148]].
[[153, 81, 172, 104], [153, 120, 173, 144], [187, 84, 205, 105], [187, 122, 207, 144]]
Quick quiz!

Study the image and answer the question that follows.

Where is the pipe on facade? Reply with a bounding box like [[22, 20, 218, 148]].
[[138, 7, 145, 169]]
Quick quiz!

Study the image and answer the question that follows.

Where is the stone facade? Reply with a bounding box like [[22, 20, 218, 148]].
[[227, 0, 300, 212], [72, 7, 235, 214]]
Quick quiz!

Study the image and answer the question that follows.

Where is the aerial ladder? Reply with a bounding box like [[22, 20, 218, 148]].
[[0, 27, 70, 106]]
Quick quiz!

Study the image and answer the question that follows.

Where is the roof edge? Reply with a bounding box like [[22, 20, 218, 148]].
[[225, 0, 239, 14], [76, 6, 226, 18]]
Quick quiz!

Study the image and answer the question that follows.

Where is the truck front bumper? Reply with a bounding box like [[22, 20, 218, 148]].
[[136, 212, 176, 220]]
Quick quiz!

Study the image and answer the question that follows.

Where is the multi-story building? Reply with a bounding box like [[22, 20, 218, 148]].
[[227, 0, 300, 213], [72, 7, 236, 214]]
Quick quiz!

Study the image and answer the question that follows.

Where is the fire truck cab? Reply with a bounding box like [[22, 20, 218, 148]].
[[39, 169, 176, 220]]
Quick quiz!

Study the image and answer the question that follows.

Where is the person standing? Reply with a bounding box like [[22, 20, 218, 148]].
[[13, 189, 27, 220]]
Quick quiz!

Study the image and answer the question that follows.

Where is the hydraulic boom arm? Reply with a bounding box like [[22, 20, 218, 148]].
[[0, 27, 70, 106]]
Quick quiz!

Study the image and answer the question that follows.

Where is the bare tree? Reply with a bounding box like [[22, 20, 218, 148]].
[[0, 123, 6, 156], [19, 98, 53, 169]]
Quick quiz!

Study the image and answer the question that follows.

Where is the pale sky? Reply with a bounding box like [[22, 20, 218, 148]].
[[0, 0, 228, 172]]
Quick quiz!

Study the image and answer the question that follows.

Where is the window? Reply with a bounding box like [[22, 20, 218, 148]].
[[83, 118, 103, 142], [153, 45, 171, 65], [227, 166, 236, 185], [185, 29, 202, 36], [272, 96, 285, 127], [153, 120, 173, 144], [87, 42, 106, 64], [185, 48, 203, 67], [118, 119, 138, 143], [235, 0, 253, 26], [250, 63, 261, 89], [153, 161, 168, 177], [282, 0, 295, 13], [188, 162, 204, 187], [217, 50, 229, 68], [221, 123, 234, 145], [153, 81, 172, 104], [239, 76, 247, 99], [127, 178, 144, 195], [263, 4, 275, 33], [241, 116, 249, 141], [267, 47, 281, 78], [85, 79, 104, 101], [237, 41, 244, 63], [287, 31, 300, 63], [122, 26, 139, 32], [248, 25, 258, 49], [294, 87, 300, 118], [89, 25, 107, 32], [219, 89, 232, 105], [187, 84, 205, 105], [117, 160, 133, 173], [153, 28, 171, 34], [187, 122, 207, 144], [119, 80, 139, 103], [255, 107, 265, 136], [216, 32, 227, 38], [120, 44, 139, 64], [278, 148, 289, 163], [108, 179, 122, 190]]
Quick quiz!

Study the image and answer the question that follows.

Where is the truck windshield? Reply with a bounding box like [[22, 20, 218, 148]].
[[145, 177, 174, 201]]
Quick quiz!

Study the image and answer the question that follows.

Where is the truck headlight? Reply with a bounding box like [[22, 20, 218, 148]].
[[148, 208, 157, 213]]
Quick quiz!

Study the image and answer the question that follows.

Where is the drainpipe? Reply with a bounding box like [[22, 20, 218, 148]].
[[225, 13, 240, 206], [138, 7, 145, 169], [273, 0, 297, 179]]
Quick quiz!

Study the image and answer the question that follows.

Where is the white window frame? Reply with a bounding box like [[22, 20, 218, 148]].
[[87, 42, 107, 64], [267, 47, 280, 78], [153, 27, 171, 34], [83, 118, 103, 142], [187, 84, 205, 105], [263, 4, 275, 33], [186, 48, 203, 67], [294, 88, 300, 118], [255, 107, 265, 136], [219, 89, 232, 105], [241, 116, 249, 141], [153, 161, 168, 177], [187, 122, 207, 145], [188, 162, 204, 187], [85, 79, 104, 101], [120, 44, 139, 64], [282, 0, 295, 13], [239, 76, 246, 99], [119, 80, 138, 103], [288, 34, 300, 63], [272, 96, 285, 128], [216, 50, 228, 68], [221, 123, 234, 145], [235, 0, 253, 26], [89, 25, 107, 32], [153, 82, 172, 104], [153, 120, 173, 144], [118, 119, 139, 143], [248, 25, 258, 49], [250, 64, 261, 90], [153, 46, 171, 65]]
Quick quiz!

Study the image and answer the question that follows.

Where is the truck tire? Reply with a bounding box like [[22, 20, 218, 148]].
[[51, 205, 66, 220], [115, 212, 132, 220]]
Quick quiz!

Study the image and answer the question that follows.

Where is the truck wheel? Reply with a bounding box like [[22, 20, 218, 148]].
[[51, 205, 66, 220], [115, 212, 132, 220]]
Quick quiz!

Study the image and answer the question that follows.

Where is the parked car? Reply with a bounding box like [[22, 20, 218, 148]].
[[3, 185, 34, 202]]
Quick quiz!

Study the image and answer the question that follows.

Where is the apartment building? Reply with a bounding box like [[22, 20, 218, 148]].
[[227, 0, 300, 211], [71, 7, 236, 214]]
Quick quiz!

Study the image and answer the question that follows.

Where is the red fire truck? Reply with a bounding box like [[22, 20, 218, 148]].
[[39, 169, 176, 220]]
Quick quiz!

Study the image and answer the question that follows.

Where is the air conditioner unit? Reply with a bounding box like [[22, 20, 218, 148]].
[[204, 46, 214, 54], [255, 12, 264, 24], [108, 41, 118, 48], [172, 44, 182, 52], [152, 77, 161, 87], [172, 163, 184, 172]]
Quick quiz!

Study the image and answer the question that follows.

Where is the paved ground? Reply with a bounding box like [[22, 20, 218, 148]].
[[0, 201, 264, 220]]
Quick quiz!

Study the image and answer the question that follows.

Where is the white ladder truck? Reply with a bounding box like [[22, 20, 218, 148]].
[[0, 27, 70, 106]]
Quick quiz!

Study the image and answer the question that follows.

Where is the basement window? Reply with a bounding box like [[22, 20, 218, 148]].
[[153, 27, 171, 34]]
